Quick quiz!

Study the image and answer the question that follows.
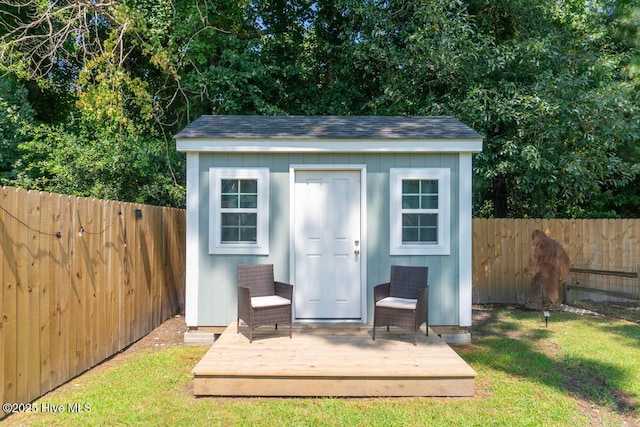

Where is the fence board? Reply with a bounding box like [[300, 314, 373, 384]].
[[89, 198, 101, 361], [0, 187, 185, 412], [94, 197, 106, 364], [68, 195, 81, 378], [472, 218, 640, 304], [471, 218, 483, 303], [104, 201, 119, 357], [27, 191, 43, 402], [38, 192, 50, 397], [132, 205, 145, 343], [1, 188, 16, 405], [76, 195, 89, 374], [47, 193, 62, 391], [15, 189, 29, 403], [119, 205, 131, 351], [512, 219, 522, 304], [58, 194, 72, 387]]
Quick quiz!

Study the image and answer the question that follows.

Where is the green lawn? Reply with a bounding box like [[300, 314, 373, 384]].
[[4, 306, 638, 426]]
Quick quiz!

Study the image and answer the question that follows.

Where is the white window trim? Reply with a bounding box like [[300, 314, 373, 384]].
[[209, 167, 269, 255], [390, 168, 451, 255]]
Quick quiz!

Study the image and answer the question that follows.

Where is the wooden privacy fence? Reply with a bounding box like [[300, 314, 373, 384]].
[[0, 187, 186, 409], [2, 191, 637, 407], [473, 218, 640, 304]]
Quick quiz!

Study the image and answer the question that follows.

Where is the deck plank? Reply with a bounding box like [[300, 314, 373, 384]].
[[193, 323, 476, 397]]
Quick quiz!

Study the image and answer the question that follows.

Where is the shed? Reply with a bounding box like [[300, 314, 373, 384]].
[[175, 115, 483, 343]]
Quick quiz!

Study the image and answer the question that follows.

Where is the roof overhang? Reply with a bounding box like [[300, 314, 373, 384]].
[[176, 138, 483, 153]]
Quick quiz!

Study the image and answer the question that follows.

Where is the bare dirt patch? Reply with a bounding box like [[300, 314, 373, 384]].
[[84, 314, 189, 376], [124, 314, 188, 353]]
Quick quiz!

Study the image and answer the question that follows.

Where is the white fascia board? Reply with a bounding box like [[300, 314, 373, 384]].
[[176, 138, 483, 153]]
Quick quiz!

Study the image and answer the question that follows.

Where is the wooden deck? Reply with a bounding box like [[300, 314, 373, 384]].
[[192, 323, 476, 397]]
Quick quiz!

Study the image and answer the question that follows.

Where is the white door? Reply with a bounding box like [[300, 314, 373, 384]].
[[294, 170, 362, 319]]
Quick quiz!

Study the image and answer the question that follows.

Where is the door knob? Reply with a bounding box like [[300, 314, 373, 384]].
[[354, 249, 360, 255]]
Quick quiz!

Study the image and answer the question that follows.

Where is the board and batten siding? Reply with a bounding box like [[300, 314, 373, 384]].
[[190, 152, 463, 327]]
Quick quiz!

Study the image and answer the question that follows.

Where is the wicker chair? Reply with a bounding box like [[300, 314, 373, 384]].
[[237, 264, 293, 343], [372, 265, 429, 345]]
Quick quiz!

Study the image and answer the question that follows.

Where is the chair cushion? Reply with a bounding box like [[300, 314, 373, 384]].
[[375, 296, 417, 310], [251, 295, 291, 308]]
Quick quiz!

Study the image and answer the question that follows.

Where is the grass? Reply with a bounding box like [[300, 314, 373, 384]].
[[3, 305, 639, 426]]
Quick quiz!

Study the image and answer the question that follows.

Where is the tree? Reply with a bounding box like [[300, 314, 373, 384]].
[[0, 0, 638, 217], [0, 75, 36, 183], [0, 0, 186, 206], [457, 0, 640, 217]]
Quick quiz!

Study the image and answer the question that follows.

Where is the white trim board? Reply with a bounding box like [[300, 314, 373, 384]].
[[185, 153, 200, 327], [177, 139, 483, 153], [458, 154, 473, 327]]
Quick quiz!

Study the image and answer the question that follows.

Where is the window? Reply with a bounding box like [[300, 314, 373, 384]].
[[209, 168, 269, 254], [401, 179, 439, 243], [220, 179, 258, 243], [390, 168, 450, 255]]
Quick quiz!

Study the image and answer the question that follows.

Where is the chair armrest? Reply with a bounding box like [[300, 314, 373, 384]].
[[238, 286, 251, 304], [275, 282, 293, 300], [417, 286, 428, 303], [417, 286, 429, 320], [374, 283, 391, 302]]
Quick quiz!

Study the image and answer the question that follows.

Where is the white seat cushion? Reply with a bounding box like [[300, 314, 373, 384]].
[[251, 295, 291, 308], [375, 296, 417, 310]]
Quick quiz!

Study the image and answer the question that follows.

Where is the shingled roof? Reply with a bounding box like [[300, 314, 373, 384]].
[[174, 115, 483, 140]]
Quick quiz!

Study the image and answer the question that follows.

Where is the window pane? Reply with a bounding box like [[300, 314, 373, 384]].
[[221, 179, 238, 194], [402, 227, 419, 242], [240, 179, 258, 193], [239, 195, 258, 208], [402, 213, 419, 226], [402, 214, 437, 243], [221, 227, 239, 242], [421, 214, 438, 227], [402, 179, 439, 209], [421, 180, 438, 194], [239, 213, 257, 226], [221, 225, 258, 243], [420, 227, 437, 242], [402, 195, 420, 209], [240, 227, 257, 242], [402, 180, 420, 193], [222, 179, 258, 206], [221, 213, 257, 243], [221, 194, 238, 208], [221, 213, 236, 226], [421, 195, 438, 209]]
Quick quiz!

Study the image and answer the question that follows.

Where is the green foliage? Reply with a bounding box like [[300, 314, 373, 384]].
[[0, 0, 638, 215], [15, 120, 184, 206], [0, 75, 36, 183], [458, 0, 640, 217], [0, 0, 185, 206]]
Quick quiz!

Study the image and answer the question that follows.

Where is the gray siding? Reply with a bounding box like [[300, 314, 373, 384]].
[[197, 153, 461, 326]]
